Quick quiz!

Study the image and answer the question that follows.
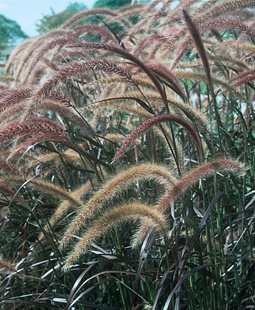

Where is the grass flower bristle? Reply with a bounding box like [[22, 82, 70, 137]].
[[63, 202, 167, 270], [60, 163, 176, 248]]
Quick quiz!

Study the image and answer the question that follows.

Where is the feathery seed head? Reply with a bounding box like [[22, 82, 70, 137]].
[[63, 202, 167, 270], [60, 163, 176, 249], [112, 114, 201, 162], [0, 259, 17, 273], [133, 158, 246, 245]]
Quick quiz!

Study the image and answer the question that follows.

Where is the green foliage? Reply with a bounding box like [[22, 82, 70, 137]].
[[94, 0, 132, 9], [36, 2, 87, 34], [91, 0, 133, 36], [0, 14, 27, 48]]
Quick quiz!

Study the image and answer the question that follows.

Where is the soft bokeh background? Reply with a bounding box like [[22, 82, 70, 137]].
[[0, 0, 95, 36]]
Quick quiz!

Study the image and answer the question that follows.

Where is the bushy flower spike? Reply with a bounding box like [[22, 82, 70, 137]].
[[112, 114, 201, 162], [0, 117, 66, 144], [39, 182, 94, 241], [34, 59, 132, 102], [132, 158, 246, 246], [0, 259, 17, 273], [63, 202, 167, 270], [2, 176, 80, 206], [60, 163, 176, 248], [10, 132, 68, 158], [0, 87, 32, 113]]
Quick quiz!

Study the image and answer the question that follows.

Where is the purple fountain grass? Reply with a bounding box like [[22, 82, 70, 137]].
[[0, 102, 27, 125], [39, 181, 95, 242], [0, 117, 66, 144], [118, 2, 143, 13], [40, 57, 59, 72], [66, 41, 168, 103], [23, 20, 126, 82], [34, 59, 132, 101], [50, 49, 90, 65], [10, 132, 68, 158], [0, 259, 17, 273], [37, 96, 92, 136], [64, 7, 131, 30], [26, 63, 50, 86], [20, 35, 79, 83], [157, 158, 246, 212], [0, 0, 253, 304], [145, 0, 177, 32], [183, 10, 228, 133], [14, 30, 77, 83], [209, 55, 249, 71], [173, 70, 243, 100], [63, 202, 167, 270], [5, 39, 34, 75], [126, 0, 162, 39], [230, 68, 255, 86], [196, 0, 255, 24], [132, 158, 246, 246], [0, 87, 32, 114], [234, 75, 255, 87], [146, 62, 187, 101], [108, 5, 141, 30], [38, 60, 131, 93], [174, 16, 255, 68], [60, 163, 176, 249], [45, 92, 72, 104], [199, 17, 255, 40], [215, 40, 255, 55], [112, 114, 201, 163], [0, 157, 19, 174], [183, 10, 214, 97], [2, 176, 82, 211], [230, 68, 255, 82], [0, 90, 12, 101], [0, 87, 11, 98], [133, 30, 181, 58], [26, 149, 83, 170], [192, 0, 218, 16]]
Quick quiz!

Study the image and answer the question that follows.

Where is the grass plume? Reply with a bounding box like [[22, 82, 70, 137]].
[[63, 202, 167, 270], [0, 117, 66, 144], [133, 158, 246, 246], [39, 181, 94, 241], [0, 259, 17, 273], [60, 163, 176, 248], [112, 114, 201, 162], [2, 176, 81, 206]]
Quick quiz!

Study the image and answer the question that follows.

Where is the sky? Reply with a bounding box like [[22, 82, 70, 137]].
[[0, 0, 95, 36]]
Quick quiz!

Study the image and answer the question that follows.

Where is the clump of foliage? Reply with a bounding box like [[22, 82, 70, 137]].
[[0, 14, 27, 48], [0, 0, 254, 309], [94, 0, 132, 9], [36, 2, 87, 34]]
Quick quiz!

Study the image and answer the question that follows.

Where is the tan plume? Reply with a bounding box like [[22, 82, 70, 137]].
[[63, 202, 167, 270]]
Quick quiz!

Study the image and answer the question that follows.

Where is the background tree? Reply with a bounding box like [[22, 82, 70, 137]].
[[93, 0, 132, 9], [0, 14, 27, 48], [36, 2, 87, 34]]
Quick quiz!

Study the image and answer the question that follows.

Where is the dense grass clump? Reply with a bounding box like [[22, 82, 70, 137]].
[[0, 1, 254, 309]]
